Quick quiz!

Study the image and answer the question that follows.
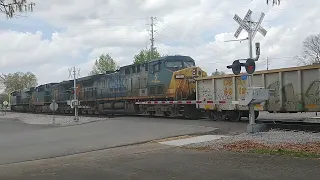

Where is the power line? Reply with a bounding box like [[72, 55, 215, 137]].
[[154, 20, 248, 63], [260, 55, 301, 60]]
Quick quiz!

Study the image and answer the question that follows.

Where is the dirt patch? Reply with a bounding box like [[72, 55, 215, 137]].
[[222, 140, 320, 158], [223, 140, 320, 153]]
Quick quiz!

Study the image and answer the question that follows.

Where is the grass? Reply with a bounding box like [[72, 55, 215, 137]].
[[249, 148, 320, 159]]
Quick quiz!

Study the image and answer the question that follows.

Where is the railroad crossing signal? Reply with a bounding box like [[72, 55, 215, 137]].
[[251, 12, 266, 39], [226, 60, 241, 75], [233, 9, 252, 38], [244, 59, 256, 74], [232, 9, 268, 131], [226, 58, 256, 75], [255, 42, 260, 56], [233, 9, 267, 39]]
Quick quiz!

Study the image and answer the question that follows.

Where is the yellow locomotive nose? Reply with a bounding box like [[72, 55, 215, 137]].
[[167, 67, 208, 99]]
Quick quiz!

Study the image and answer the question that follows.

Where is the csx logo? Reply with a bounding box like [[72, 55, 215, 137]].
[[151, 74, 160, 83]]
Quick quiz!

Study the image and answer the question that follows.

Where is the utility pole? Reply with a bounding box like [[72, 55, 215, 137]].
[[149, 16, 156, 58], [266, 57, 269, 70], [69, 67, 80, 122]]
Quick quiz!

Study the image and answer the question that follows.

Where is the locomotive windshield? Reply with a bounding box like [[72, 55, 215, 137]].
[[184, 61, 195, 67], [164, 56, 196, 70], [166, 61, 183, 68]]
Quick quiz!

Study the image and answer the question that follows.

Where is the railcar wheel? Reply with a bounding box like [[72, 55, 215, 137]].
[[226, 111, 241, 122], [163, 112, 170, 117], [209, 111, 218, 121], [209, 111, 227, 121], [142, 107, 148, 115], [148, 111, 155, 117], [183, 103, 203, 120]]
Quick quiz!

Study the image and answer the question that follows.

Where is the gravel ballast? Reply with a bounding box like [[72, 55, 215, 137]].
[[0, 112, 109, 126], [183, 129, 320, 150]]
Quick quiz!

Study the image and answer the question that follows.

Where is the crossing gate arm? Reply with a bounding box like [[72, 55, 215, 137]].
[[135, 100, 240, 105]]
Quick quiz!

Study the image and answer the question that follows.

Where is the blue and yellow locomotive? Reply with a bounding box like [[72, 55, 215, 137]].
[[10, 55, 208, 119]]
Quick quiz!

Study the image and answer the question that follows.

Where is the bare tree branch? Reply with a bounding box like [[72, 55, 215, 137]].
[[300, 34, 320, 65], [266, 0, 281, 5], [0, 0, 35, 19]]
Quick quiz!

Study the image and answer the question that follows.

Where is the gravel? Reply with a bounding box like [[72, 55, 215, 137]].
[[0, 112, 109, 126], [183, 129, 320, 149]]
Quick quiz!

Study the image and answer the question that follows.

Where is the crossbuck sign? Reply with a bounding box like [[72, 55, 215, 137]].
[[233, 9, 267, 39], [232, 9, 268, 129]]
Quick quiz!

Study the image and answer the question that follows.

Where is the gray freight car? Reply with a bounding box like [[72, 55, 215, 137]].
[[195, 64, 320, 121]]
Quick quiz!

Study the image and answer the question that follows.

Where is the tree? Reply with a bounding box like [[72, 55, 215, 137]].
[[0, 0, 35, 19], [133, 48, 161, 64], [0, 93, 8, 104], [212, 69, 226, 76], [89, 54, 117, 75], [298, 33, 320, 65], [0, 72, 37, 93]]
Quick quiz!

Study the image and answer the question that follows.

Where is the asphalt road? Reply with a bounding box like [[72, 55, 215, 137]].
[[1, 110, 316, 165], [0, 117, 52, 135], [0, 116, 218, 165], [1, 143, 319, 180]]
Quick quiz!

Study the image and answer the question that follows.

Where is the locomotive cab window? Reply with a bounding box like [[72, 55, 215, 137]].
[[153, 63, 160, 72], [131, 65, 136, 73], [137, 64, 141, 73], [125, 67, 130, 75], [145, 63, 148, 71]]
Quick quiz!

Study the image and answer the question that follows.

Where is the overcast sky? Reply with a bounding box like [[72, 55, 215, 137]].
[[0, 0, 319, 85]]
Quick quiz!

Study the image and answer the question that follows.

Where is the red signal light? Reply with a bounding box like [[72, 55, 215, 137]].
[[245, 59, 255, 74]]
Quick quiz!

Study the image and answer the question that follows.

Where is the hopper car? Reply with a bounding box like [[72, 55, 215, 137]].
[[194, 63, 320, 121]]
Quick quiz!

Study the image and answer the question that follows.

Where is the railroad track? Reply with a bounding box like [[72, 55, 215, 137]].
[[4, 110, 207, 120], [5, 110, 320, 132], [257, 120, 320, 133]]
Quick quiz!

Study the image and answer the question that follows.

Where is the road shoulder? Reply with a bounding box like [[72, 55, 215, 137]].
[[1, 142, 319, 180]]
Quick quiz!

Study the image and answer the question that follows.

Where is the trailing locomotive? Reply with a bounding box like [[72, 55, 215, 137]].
[[9, 55, 208, 119]]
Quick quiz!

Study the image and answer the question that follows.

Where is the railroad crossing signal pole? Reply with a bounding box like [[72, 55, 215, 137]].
[[69, 67, 80, 122], [232, 9, 267, 129]]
